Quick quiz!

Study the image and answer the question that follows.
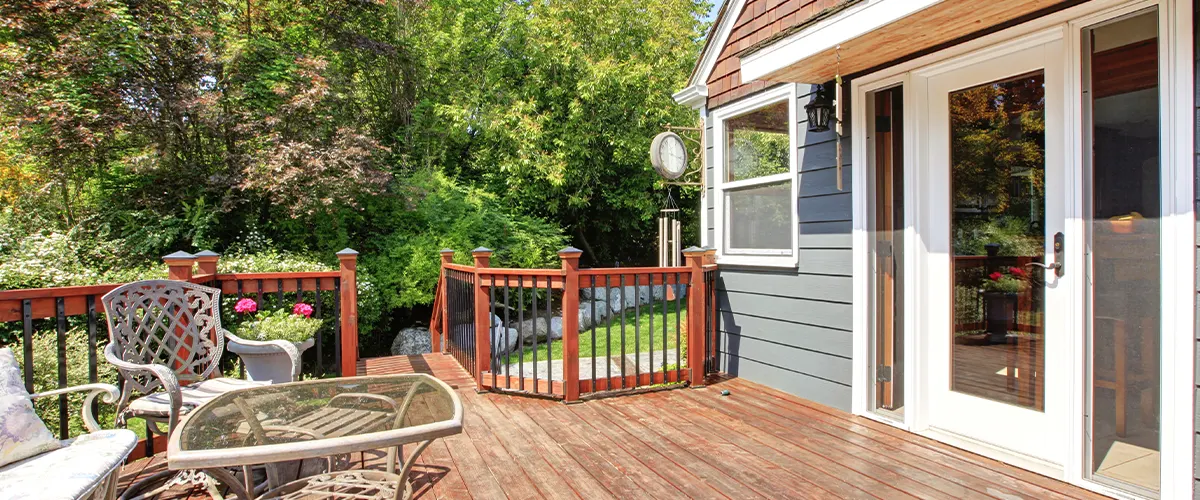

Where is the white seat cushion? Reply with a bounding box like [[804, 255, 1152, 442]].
[[128, 377, 265, 415], [0, 348, 61, 467], [0, 429, 137, 500]]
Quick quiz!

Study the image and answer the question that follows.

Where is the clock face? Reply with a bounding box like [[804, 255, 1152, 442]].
[[651, 132, 688, 180]]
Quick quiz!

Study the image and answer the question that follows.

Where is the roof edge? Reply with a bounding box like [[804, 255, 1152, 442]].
[[679, 0, 748, 92], [672, 83, 709, 109]]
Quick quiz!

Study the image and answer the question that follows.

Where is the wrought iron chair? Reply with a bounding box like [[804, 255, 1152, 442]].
[[101, 280, 300, 498]]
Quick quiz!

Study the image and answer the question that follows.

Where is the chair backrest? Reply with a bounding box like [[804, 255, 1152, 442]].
[[101, 280, 226, 391]]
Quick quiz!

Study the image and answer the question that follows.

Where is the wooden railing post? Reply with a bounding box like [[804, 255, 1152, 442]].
[[436, 249, 454, 353], [472, 248, 493, 390], [195, 250, 220, 276], [337, 249, 359, 377], [683, 247, 707, 387], [164, 251, 195, 281], [559, 247, 583, 403]]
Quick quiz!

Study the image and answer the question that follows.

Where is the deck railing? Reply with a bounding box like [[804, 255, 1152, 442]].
[[432, 246, 718, 402], [0, 249, 360, 442]]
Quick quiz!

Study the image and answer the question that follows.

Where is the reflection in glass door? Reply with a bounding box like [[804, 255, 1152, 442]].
[[1082, 8, 1161, 495], [870, 86, 905, 416], [950, 72, 1046, 411]]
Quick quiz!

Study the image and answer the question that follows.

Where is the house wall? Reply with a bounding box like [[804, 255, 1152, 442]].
[[706, 0, 846, 109], [705, 84, 855, 411]]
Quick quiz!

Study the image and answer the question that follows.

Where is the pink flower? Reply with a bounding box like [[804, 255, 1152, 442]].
[[234, 298, 258, 314], [989, 272, 1003, 281], [1009, 266, 1026, 277], [292, 302, 314, 318]]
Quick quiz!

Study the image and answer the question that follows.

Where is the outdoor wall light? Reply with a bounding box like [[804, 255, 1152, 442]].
[[804, 83, 836, 133]]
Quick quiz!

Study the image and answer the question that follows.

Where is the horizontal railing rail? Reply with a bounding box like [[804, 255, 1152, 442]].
[[0, 249, 360, 446], [433, 247, 718, 402]]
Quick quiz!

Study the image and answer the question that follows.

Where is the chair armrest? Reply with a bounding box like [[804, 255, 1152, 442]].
[[224, 329, 302, 382], [30, 383, 120, 433], [103, 343, 184, 432]]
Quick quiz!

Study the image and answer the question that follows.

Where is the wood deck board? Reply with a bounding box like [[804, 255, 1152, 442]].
[[117, 354, 1107, 499]]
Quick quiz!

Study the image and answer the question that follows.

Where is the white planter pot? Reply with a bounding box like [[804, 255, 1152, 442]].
[[227, 337, 315, 384]]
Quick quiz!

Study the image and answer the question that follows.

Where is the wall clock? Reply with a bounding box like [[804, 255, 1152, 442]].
[[650, 131, 688, 180]]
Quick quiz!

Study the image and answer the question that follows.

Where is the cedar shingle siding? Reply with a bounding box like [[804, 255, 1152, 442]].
[[706, 0, 845, 109]]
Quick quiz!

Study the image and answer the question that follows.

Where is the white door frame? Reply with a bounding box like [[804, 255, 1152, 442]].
[[849, 0, 1194, 497]]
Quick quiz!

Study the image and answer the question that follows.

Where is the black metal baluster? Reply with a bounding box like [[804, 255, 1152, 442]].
[[469, 273, 476, 378], [544, 276, 551, 396], [55, 297, 68, 439], [87, 295, 99, 417], [619, 275, 626, 389], [531, 276, 539, 394], [662, 272, 668, 377], [648, 274, 654, 385], [490, 284, 497, 389], [296, 278, 305, 376], [675, 272, 682, 381], [314, 279, 324, 378], [21, 300, 33, 393], [518, 276, 525, 392], [333, 278, 341, 376], [277, 278, 284, 307], [503, 284, 511, 389], [256, 279, 264, 310], [634, 274, 641, 387], [237, 280, 243, 301], [605, 275, 612, 386], [590, 275, 596, 389]]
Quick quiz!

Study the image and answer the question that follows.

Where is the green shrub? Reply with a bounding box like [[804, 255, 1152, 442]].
[[363, 170, 566, 312], [12, 329, 119, 438]]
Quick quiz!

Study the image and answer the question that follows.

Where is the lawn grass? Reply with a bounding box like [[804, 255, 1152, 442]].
[[502, 302, 688, 365]]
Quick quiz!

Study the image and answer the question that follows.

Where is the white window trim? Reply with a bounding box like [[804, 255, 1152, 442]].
[[711, 84, 800, 268]]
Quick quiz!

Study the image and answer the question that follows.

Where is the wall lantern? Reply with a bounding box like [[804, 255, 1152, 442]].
[[804, 83, 836, 133]]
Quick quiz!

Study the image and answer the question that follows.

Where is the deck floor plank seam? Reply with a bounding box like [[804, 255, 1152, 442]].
[[118, 355, 1109, 500], [665, 388, 951, 500], [723, 378, 1107, 500]]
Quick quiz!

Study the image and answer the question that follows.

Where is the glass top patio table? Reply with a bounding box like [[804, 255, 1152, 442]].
[[166, 373, 462, 470]]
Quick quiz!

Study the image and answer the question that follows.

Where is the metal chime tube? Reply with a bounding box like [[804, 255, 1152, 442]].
[[673, 219, 682, 267]]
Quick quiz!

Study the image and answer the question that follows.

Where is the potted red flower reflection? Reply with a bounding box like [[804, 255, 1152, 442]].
[[980, 266, 1031, 344]]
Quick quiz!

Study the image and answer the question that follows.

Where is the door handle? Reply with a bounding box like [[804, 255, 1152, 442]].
[[1025, 232, 1065, 278]]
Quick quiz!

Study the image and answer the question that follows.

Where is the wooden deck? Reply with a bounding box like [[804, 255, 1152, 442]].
[[120, 353, 1107, 499]]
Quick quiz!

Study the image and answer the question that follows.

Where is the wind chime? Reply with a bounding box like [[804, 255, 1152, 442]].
[[658, 188, 683, 267]]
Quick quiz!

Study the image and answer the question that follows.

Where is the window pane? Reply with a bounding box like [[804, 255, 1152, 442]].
[[726, 100, 790, 182], [1084, 9, 1160, 493], [726, 181, 791, 251], [949, 71, 1047, 412]]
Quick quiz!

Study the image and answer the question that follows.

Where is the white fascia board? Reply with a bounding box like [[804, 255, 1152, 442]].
[[672, 83, 709, 109], [740, 0, 943, 83]]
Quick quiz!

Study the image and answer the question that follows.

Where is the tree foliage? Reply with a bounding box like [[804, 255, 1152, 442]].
[[0, 0, 710, 346]]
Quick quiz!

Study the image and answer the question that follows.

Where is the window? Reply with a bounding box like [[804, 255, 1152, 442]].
[[712, 85, 798, 267]]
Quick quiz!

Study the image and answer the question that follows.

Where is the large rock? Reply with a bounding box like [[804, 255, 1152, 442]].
[[390, 326, 433, 356], [577, 300, 609, 330], [548, 317, 564, 340], [513, 316, 551, 343], [491, 326, 520, 355]]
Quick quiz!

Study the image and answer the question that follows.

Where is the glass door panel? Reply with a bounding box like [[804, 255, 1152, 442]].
[[924, 37, 1066, 463], [1082, 8, 1161, 495], [870, 86, 905, 416], [949, 72, 1046, 412]]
